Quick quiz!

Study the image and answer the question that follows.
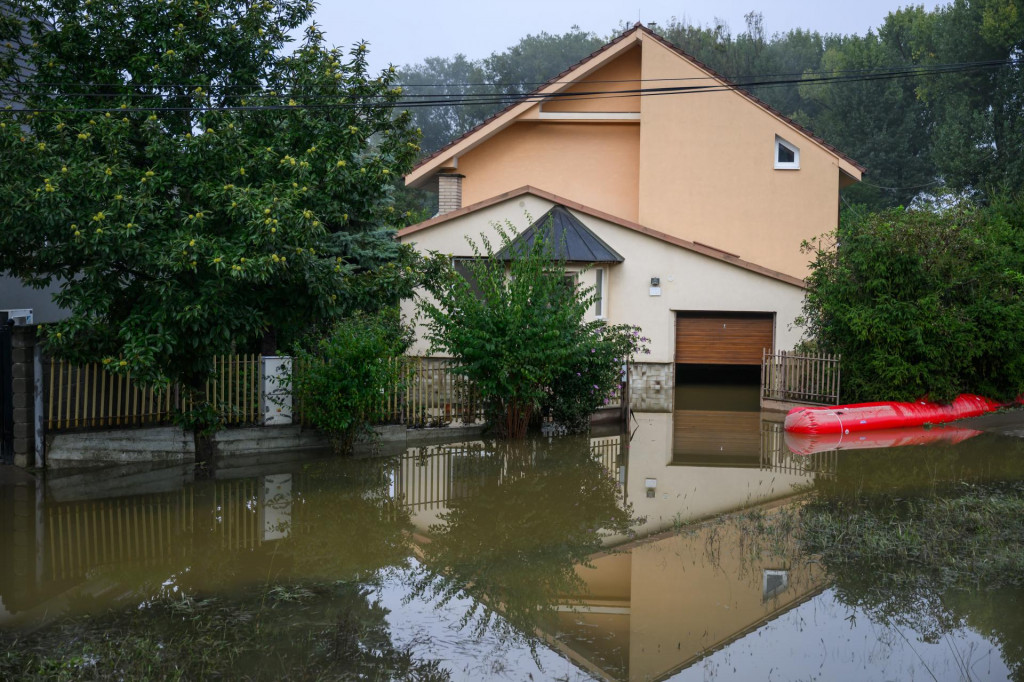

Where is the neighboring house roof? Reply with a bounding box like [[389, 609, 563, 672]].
[[493, 205, 624, 264], [406, 23, 864, 187], [397, 186, 806, 289]]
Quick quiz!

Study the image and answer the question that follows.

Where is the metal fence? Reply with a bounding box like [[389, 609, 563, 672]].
[[45, 354, 262, 431], [761, 350, 841, 406], [392, 357, 483, 427]]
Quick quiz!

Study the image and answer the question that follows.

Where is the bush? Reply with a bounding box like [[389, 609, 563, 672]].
[[419, 221, 647, 438], [800, 197, 1024, 403], [292, 311, 411, 453], [542, 324, 648, 432]]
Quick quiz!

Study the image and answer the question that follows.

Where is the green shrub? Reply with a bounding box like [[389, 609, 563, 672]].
[[542, 324, 648, 432], [292, 311, 411, 453], [800, 196, 1024, 402], [419, 221, 647, 438]]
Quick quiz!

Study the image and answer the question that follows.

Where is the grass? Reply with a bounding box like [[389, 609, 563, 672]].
[[799, 480, 1024, 589], [0, 581, 451, 682]]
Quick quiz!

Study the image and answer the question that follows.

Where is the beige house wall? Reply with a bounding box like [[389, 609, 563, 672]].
[[636, 34, 847, 279], [398, 195, 806, 365], [543, 45, 641, 113], [457, 122, 640, 223], [408, 28, 862, 281]]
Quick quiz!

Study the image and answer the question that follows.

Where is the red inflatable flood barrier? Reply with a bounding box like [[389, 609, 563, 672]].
[[784, 394, 1005, 435]]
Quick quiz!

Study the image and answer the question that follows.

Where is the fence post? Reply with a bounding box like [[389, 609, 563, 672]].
[[0, 316, 13, 464]]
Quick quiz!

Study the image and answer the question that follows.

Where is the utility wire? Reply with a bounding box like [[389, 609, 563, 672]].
[[0, 59, 1012, 114], [5, 57, 1013, 93]]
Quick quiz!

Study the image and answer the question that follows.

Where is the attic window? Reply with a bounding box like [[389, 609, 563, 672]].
[[774, 136, 800, 170]]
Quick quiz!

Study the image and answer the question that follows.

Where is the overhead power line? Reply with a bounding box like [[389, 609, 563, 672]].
[[4, 57, 1013, 93], [0, 58, 1013, 115]]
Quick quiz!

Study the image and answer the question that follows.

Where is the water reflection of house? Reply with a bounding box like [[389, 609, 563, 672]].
[[550, 506, 828, 682], [610, 413, 834, 542]]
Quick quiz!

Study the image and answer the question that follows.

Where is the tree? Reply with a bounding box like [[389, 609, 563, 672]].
[[483, 26, 604, 96], [912, 0, 1024, 197], [0, 1, 420, 439], [418, 223, 645, 438], [397, 54, 493, 155], [800, 197, 1024, 403], [797, 14, 936, 209]]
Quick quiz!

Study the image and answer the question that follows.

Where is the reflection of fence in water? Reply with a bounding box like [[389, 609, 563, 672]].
[[759, 421, 838, 479], [44, 479, 268, 582], [213, 478, 262, 550], [46, 490, 194, 581], [394, 436, 625, 511], [394, 444, 490, 512], [591, 436, 625, 481]]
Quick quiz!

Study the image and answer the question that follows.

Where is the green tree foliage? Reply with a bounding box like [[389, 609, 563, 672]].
[[396, 54, 491, 155], [912, 0, 1024, 196], [292, 311, 411, 454], [483, 26, 604, 96], [396, 27, 604, 156], [419, 223, 645, 438], [800, 197, 1024, 403], [0, 1, 420, 429], [798, 16, 936, 209]]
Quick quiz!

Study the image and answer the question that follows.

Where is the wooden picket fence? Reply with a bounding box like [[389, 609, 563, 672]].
[[392, 357, 482, 427], [290, 356, 483, 428], [761, 350, 841, 406], [45, 354, 262, 431]]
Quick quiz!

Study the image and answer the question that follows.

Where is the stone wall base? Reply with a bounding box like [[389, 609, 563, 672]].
[[629, 363, 675, 413]]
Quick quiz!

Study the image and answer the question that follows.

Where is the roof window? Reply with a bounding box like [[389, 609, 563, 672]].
[[774, 136, 800, 170]]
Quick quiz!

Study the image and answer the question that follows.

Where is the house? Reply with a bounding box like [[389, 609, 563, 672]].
[[398, 24, 863, 410]]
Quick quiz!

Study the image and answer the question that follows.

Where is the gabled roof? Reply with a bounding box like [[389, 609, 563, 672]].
[[493, 205, 624, 263], [396, 186, 807, 289], [406, 23, 865, 187]]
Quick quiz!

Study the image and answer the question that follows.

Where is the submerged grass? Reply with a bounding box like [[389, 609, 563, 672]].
[[0, 581, 450, 682], [799, 480, 1024, 589]]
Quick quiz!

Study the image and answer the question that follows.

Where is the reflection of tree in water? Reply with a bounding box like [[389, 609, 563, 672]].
[[1, 580, 449, 681], [282, 456, 415, 581], [410, 436, 640, 642], [1, 457, 446, 680], [824, 572, 1024, 682]]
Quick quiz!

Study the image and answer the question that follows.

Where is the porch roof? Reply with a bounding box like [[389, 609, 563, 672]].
[[493, 205, 624, 264]]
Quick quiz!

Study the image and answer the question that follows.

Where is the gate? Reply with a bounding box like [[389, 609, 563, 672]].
[[0, 318, 13, 464]]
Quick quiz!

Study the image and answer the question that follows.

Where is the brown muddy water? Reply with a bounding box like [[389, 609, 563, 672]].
[[2, 384, 1024, 681]]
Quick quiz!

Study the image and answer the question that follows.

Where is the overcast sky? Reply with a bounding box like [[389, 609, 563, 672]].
[[313, 0, 944, 74]]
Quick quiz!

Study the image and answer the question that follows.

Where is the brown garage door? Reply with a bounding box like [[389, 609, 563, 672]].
[[675, 312, 774, 365]]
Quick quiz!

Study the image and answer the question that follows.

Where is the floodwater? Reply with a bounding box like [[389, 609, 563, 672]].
[[2, 383, 1024, 681]]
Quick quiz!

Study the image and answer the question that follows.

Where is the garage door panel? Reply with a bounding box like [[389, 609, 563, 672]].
[[675, 314, 773, 365]]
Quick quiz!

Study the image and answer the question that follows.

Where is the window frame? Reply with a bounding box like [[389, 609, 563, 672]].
[[774, 135, 800, 170]]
